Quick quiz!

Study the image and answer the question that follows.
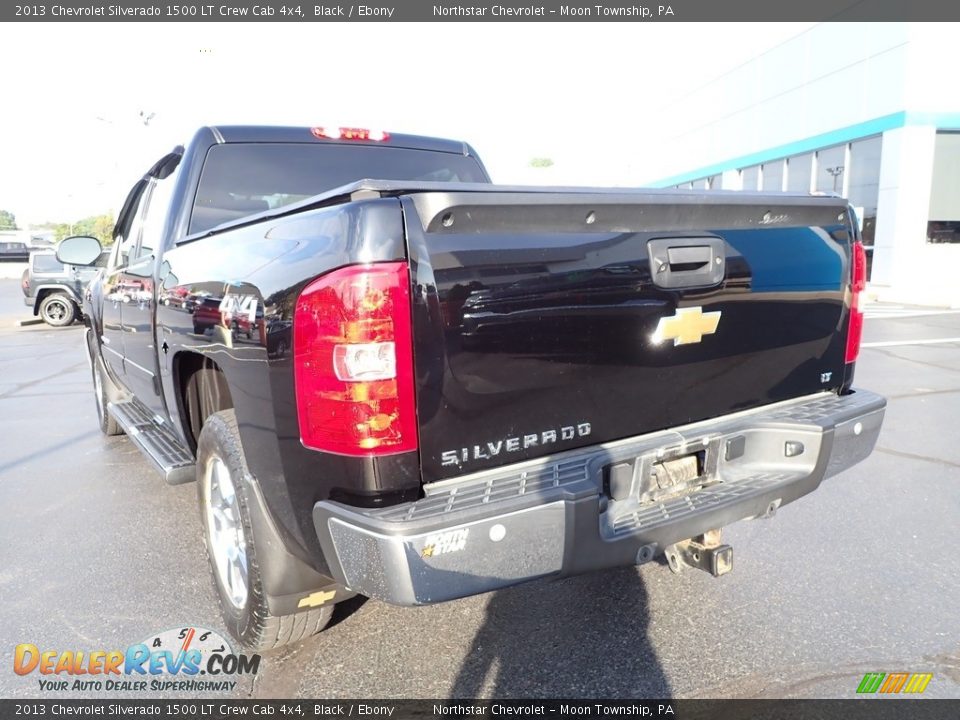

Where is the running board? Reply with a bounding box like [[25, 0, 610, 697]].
[[108, 400, 196, 485]]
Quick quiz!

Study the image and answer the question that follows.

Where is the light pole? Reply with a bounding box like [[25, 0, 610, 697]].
[[826, 166, 844, 193]]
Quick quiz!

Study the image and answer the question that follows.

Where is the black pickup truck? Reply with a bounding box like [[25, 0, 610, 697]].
[[58, 125, 885, 651]]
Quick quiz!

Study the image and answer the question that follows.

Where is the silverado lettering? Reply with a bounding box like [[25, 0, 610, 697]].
[[440, 423, 593, 466], [58, 125, 885, 652]]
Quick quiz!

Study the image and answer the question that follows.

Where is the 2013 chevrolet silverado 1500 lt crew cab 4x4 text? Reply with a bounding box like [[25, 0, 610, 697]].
[[57, 125, 885, 651]]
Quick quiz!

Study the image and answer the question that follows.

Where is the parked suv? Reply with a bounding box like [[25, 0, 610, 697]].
[[23, 249, 108, 326]]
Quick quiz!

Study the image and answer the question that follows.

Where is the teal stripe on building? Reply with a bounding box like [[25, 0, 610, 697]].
[[650, 111, 960, 188]]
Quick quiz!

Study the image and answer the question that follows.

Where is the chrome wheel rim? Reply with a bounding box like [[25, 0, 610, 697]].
[[203, 456, 249, 609], [45, 299, 67, 322]]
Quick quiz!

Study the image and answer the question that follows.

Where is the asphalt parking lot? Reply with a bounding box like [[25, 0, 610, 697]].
[[0, 277, 957, 700]]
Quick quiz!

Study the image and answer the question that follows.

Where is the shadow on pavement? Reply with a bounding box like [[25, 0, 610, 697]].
[[451, 566, 671, 698]]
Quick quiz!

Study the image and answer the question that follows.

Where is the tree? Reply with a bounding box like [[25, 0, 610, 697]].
[[0, 209, 17, 230], [41, 214, 116, 244], [529, 158, 554, 168], [85, 214, 116, 244]]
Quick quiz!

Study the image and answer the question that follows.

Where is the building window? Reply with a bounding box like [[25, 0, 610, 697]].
[[740, 165, 760, 191], [786, 153, 813, 193], [762, 160, 784, 191], [815, 144, 846, 194], [847, 135, 882, 247], [927, 132, 960, 244], [928, 221, 960, 243]]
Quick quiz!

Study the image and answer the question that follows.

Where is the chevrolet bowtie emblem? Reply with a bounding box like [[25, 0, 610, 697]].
[[297, 589, 336, 608], [652, 306, 722, 346]]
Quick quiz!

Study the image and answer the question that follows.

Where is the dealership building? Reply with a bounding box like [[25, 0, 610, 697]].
[[647, 23, 960, 307]]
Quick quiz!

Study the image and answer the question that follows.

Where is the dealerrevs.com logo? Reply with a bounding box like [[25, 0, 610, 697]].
[[14, 627, 260, 693]]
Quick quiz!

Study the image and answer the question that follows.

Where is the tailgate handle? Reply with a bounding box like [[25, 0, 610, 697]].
[[667, 246, 711, 272], [648, 237, 726, 289]]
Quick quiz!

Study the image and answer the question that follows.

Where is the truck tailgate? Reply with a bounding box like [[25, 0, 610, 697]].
[[401, 190, 854, 484]]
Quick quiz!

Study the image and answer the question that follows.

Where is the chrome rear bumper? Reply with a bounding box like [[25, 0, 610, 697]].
[[314, 389, 885, 605]]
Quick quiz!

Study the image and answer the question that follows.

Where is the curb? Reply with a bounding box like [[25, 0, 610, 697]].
[[16, 318, 44, 327]]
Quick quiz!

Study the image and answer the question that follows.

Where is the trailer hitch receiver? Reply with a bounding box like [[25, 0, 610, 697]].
[[664, 531, 733, 577]]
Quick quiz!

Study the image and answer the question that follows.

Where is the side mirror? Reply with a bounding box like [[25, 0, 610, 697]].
[[57, 236, 103, 267]]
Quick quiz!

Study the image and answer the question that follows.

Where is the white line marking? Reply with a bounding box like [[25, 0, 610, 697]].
[[864, 309, 960, 320], [862, 337, 960, 348]]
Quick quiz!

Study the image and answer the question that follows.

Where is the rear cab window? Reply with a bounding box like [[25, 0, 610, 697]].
[[189, 143, 488, 235]]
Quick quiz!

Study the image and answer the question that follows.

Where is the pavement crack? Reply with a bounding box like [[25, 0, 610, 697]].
[[924, 649, 960, 683], [57, 610, 98, 645], [0, 429, 99, 477], [888, 387, 960, 401], [683, 651, 960, 699], [0, 360, 87, 400], [867, 348, 960, 374], [874, 446, 960, 470], [249, 669, 262, 698]]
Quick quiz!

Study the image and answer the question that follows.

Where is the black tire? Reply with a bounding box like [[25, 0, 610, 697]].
[[40, 293, 77, 327], [197, 410, 333, 651], [86, 331, 122, 436], [93, 356, 123, 436]]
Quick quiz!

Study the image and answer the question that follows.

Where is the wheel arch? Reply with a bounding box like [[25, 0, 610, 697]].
[[173, 350, 234, 454], [33, 285, 81, 316], [177, 351, 345, 618]]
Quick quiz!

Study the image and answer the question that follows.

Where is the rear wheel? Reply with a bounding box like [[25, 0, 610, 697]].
[[197, 410, 333, 651], [40, 293, 76, 327]]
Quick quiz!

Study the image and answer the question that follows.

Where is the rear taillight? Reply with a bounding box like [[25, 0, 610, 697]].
[[293, 262, 417, 456], [845, 241, 867, 364]]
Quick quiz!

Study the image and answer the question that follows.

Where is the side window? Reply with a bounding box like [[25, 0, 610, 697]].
[[108, 150, 183, 271], [124, 181, 155, 265], [32, 254, 65, 273], [136, 161, 181, 262], [110, 190, 149, 271]]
